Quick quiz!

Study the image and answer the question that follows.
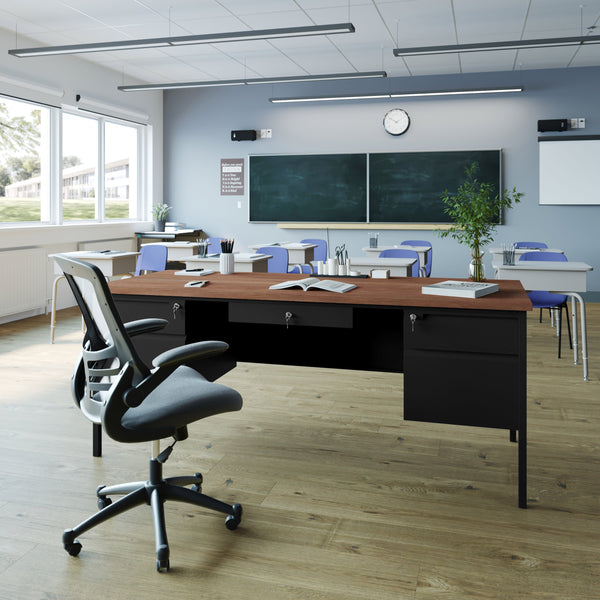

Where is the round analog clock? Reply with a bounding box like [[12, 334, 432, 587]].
[[383, 108, 410, 136]]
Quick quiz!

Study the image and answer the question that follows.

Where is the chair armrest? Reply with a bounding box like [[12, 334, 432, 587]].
[[124, 318, 168, 336], [152, 340, 229, 369]]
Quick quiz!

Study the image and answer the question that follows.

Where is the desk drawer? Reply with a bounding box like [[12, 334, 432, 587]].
[[228, 300, 353, 328]]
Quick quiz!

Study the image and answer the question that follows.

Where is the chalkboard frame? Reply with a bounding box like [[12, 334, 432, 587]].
[[248, 149, 502, 224]]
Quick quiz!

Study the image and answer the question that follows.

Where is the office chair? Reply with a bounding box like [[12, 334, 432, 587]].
[[514, 241, 548, 249], [519, 251, 572, 358], [257, 246, 311, 274], [55, 254, 243, 572], [134, 244, 168, 276], [401, 240, 432, 277], [378, 248, 421, 277]]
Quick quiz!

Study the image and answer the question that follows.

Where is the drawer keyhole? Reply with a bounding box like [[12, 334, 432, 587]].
[[285, 311, 293, 329]]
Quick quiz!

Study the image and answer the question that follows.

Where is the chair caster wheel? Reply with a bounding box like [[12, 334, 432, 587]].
[[191, 473, 203, 493], [156, 559, 170, 572], [225, 504, 242, 530], [225, 515, 239, 530], [156, 544, 170, 572], [62, 530, 82, 556]]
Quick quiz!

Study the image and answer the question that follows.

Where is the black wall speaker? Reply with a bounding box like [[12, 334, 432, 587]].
[[231, 129, 257, 141], [537, 119, 568, 132]]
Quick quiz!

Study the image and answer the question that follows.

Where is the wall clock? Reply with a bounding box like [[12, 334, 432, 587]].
[[383, 108, 410, 136]]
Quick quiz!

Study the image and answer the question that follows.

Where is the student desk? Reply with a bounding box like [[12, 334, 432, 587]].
[[249, 242, 316, 265], [184, 253, 271, 273], [141, 241, 199, 261], [349, 256, 417, 277], [109, 272, 532, 508], [496, 261, 593, 380]]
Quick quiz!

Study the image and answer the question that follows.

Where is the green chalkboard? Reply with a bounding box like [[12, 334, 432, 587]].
[[249, 154, 367, 222], [369, 150, 501, 223], [248, 150, 501, 223]]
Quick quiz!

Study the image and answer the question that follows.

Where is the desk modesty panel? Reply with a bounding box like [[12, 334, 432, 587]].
[[109, 272, 531, 507]]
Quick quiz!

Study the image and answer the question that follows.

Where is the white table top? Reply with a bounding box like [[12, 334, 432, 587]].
[[186, 252, 271, 263], [51, 251, 139, 276], [249, 242, 317, 250], [496, 261, 593, 293], [142, 241, 198, 248]]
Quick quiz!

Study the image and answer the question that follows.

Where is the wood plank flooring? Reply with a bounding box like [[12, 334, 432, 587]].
[[0, 304, 598, 599]]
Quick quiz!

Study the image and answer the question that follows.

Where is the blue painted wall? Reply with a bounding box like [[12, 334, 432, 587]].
[[164, 66, 600, 295]]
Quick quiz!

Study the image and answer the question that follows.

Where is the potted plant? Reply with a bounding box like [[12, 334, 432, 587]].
[[152, 203, 171, 232], [437, 162, 523, 281]]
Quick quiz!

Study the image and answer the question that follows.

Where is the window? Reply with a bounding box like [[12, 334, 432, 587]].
[[0, 93, 145, 225], [0, 95, 50, 223], [105, 121, 138, 220], [62, 113, 98, 221]]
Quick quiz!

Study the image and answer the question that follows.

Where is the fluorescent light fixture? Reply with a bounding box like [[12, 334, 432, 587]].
[[271, 93, 390, 103], [0, 72, 64, 97], [270, 87, 523, 103], [73, 95, 149, 122], [390, 87, 523, 98], [118, 71, 386, 92], [9, 23, 355, 58], [393, 34, 600, 57]]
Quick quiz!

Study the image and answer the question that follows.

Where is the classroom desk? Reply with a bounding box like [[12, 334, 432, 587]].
[[141, 241, 199, 261], [496, 261, 593, 380], [362, 245, 430, 276], [50, 250, 139, 343], [109, 271, 531, 508], [489, 247, 564, 272], [249, 242, 316, 265], [135, 228, 204, 251], [349, 256, 416, 277], [184, 253, 271, 273]]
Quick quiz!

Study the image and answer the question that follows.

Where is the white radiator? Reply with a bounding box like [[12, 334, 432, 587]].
[[78, 237, 134, 252], [0, 247, 46, 318]]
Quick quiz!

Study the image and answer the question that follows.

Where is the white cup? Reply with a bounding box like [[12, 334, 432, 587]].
[[219, 253, 234, 274], [327, 258, 338, 276]]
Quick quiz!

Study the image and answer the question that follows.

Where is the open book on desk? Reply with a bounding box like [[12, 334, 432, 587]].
[[269, 277, 356, 294]]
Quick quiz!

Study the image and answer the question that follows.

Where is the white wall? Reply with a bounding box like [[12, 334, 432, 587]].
[[163, 66, 600, 298], [0, 27, 162, 321]]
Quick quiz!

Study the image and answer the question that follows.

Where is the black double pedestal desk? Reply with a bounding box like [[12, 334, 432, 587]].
[[110, 271, 531, 508]]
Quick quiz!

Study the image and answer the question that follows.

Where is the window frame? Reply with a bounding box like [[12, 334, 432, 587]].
[[0, 92, 149, 228]]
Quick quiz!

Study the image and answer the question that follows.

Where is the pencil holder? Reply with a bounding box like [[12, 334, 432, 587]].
[[220, 253, 234, 274]]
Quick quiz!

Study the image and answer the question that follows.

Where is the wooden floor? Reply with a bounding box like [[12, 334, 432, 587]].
[[0, 304, 599, 599]]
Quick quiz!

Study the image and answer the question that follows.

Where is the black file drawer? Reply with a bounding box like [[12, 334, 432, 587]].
[[228, 300, 353, 328]]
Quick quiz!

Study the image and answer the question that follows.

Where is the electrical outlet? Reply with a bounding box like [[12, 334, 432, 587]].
[[570, 118, 579, 129], [260, 128, 272, 139], [578, 118, 586, 129]]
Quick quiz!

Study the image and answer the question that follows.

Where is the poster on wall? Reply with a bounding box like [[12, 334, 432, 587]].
[[220, 158, 244, 195]]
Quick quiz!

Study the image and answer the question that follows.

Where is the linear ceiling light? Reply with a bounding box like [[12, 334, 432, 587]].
[[118, 71, 386, 92], [269, 87, 523, 103], [9, 23, 355, 58], [393, 34, 600, 57]]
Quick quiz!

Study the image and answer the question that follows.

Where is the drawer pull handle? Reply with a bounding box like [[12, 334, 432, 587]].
[[285, 311, 293, 329]]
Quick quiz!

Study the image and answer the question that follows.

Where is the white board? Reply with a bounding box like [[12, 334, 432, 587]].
[[539, 138, 600, 205]]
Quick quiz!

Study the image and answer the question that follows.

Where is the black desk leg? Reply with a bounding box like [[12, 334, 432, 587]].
[[518, 425, 527, 508]]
